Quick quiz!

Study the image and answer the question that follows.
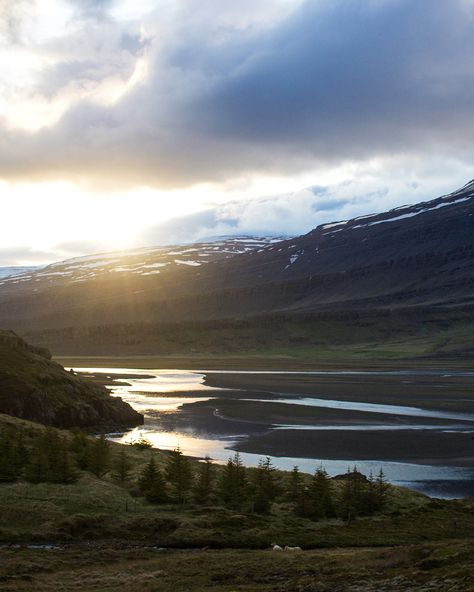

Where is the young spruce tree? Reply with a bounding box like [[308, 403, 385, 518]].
[[309, 468, 334, 521], [287, 465, 301, 502], [219, 452, 248, 510], [165, 447, 192, 504], [87, 435, 110, 478], [25, 429, 76, 484], [111, 448, 132, 485], [193, 456, 215, 504], [138, 456, 168, 503], [253, 457, 280, 513], [0, 426, 28, 482]]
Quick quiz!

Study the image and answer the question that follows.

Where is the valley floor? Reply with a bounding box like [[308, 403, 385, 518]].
[[55, 352, 474, 371], [2, 541, 474, 591]]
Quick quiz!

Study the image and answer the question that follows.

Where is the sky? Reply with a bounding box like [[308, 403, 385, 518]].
[[1, 0, 474, 265]]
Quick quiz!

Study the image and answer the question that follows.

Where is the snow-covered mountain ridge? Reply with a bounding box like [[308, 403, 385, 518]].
[[0, 236, 285, 288]]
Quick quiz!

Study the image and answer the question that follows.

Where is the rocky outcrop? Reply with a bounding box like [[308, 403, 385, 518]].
[[0, 330, 143, 429]]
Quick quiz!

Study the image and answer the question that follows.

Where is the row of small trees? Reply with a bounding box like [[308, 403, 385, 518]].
[[0, 426, 119, 485], [0, 426, 389, 519], [136, 451, 389, 519]]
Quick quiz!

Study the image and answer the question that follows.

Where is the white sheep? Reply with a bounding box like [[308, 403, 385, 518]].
[[271, 543, 283, 551], [284, 545, 302, 552]]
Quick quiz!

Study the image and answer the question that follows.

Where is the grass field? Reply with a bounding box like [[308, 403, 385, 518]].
[[55, 347, 474, 371], [24, 306, 474, 366], [2, 413, 474, 590], [2, 541, 474, 591]]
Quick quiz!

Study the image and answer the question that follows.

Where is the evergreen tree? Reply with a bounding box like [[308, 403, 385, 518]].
[[364, 472, 378, 515], [193, 456, 215, 504], [165, 447, 192, 504], [340, 467, 356, 521], [339, 467, 365, 521], [253, 457, 280, 513], [0, 426, 27, 482], [309, 468, 334, 521], [87, 435, 110, 478], [219, 452, 248, 510], [375, 468, 389, 510], [25, 430, 76, 484], [111, 449, 132, 485], [55, 436, 77, 484], [287, 465, 301, 501], [44, 429, 64, 482], [69, 430, 92, 470], [138, 456, 168, 503], [130, 435, 152, 450], [295, 485, 311, 518]]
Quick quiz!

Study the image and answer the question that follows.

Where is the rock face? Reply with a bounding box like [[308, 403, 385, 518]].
[[0, 330, 143, 429]]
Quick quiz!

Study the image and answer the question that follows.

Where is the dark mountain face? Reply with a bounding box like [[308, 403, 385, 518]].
[[0, 182, 473, 355], [201, 179, 474, 315]]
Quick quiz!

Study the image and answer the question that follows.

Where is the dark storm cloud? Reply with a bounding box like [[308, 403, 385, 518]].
[[2, 0, 474, 187], [192, 0, 474, 162]]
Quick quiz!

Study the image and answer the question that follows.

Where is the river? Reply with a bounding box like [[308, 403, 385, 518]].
[[73, 367, 474, 499]]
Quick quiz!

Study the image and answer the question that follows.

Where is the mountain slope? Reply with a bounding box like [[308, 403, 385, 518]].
[[200, 179, 474, 313], [0, 330, 143, 427], [0, 236, 283, 289], [0, 183, 473, 355]]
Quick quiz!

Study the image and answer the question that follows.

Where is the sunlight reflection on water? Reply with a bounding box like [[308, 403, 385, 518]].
[[74, 367, 474, 498]]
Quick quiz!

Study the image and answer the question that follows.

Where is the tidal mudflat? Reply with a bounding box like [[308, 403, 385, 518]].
[[75, 367, 474, 498]]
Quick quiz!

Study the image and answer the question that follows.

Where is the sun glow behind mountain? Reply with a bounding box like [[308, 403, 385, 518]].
[[1, 0, 474, 264]]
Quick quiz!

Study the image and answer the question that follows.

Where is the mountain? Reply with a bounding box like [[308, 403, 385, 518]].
[[0, 330, 143, 428], [0, 183, 473, 357], [0, 236, 284, 289]]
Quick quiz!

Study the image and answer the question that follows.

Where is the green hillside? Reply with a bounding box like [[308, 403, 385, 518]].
[[0, 331, 142, 429]]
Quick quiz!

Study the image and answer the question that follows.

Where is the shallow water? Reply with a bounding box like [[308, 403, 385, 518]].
[[74, 367, 474, 498], [245, 396, 474, 422]]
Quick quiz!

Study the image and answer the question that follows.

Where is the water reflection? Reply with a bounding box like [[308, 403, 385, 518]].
[[74, 367, 474, 498], [76, 368, 219, 411], [246, 396, 474, 422]]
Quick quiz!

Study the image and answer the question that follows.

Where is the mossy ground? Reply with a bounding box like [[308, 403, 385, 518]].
[[2, 541, 474, 591], [1, 413, 474, 590]]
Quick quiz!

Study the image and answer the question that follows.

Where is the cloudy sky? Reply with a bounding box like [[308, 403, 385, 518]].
[[1, 0, 474, 265]]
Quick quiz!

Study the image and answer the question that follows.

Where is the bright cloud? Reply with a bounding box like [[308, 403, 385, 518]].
[[0, 0, 473, 263]]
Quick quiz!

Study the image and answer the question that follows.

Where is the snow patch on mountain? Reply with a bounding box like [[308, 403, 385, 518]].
[[0, 236, 285, 289]]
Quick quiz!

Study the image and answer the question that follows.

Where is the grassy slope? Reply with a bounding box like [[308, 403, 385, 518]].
[[0, 331, 142, 428], [55, 349, 474, 372], [1, 414, 474, 590], [23, 307, 474, 362], [0, 413, 471, 549]]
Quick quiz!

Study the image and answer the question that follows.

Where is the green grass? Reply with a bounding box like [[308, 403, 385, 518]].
[[24, 307, 474, 364], [2, 414, 474, 590], [1, 413, 473, 550], [1, 540, 474, 591]]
